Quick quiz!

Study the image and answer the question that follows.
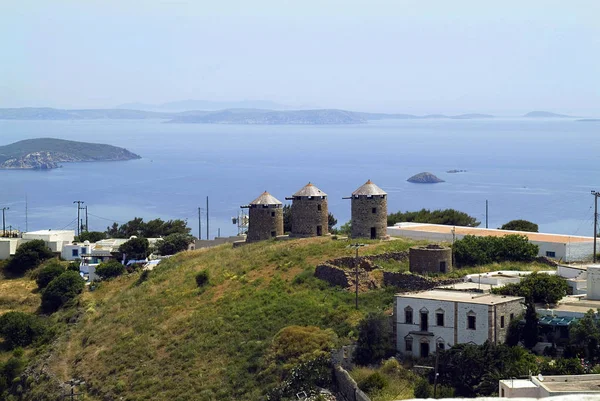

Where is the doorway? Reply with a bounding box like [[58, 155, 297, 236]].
[[370, 227, 377, 239], [440, 261, 446, 273], [317, 225, 322, 236], [420, 342, 430, 358]]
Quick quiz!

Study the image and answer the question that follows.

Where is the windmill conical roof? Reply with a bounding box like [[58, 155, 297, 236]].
[[352, 180, 387, 196], [249, 191, 282, 205], [292, 182, 327, 197]]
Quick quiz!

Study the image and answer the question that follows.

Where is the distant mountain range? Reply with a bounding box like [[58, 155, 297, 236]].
[[0, 107, 586, 125], [0, 138, 140, 170], [116, 99, 291, 112]]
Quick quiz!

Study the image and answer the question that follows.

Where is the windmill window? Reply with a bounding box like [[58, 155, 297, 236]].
[[372, 208, 377, 214]]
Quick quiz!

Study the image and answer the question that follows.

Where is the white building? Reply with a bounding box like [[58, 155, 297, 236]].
[[499, 374, 600, 398], [395, 290, 524, 358], [61, 241, 93, 261], [22, 230, 75, 253], [387, 223, 594, 262], [0, 238, 21, 260]]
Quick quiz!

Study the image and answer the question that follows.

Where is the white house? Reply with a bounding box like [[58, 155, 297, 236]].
[[499, 374, 600, 398], [395, 290, 524, 358], [0, 238, 21, 260], [387, 222, 594, 262], [61, 241, 93, 261], [22, 230, 75, 253]]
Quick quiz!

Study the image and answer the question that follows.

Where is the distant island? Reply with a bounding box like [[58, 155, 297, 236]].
[[407, 172, 445, 184], [523, 111, 573, 118], [0, 107, 498, 125], [577, 119, 600, 122], [0, 138, 140, 170], [447, 169, 467, 173]]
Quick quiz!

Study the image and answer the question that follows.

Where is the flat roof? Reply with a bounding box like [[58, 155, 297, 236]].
[[539, 374, 600, 393], [389, 223, 593, 244], [437, 282, 494, 292], [24, 230, 74, 235], [397, 289, 523, 305], [499, 379, 538, 389]]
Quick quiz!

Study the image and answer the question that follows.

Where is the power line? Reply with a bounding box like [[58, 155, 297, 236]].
[[87, 213, 125, 224]]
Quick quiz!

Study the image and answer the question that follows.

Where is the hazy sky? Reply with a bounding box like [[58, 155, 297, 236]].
[[1, 0, 599, 114]]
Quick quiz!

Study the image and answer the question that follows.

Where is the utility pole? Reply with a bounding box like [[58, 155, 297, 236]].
[[485, 199, 489, 229], [85, 206, 88, 232], [1, 207, 9, 237], [25, 195, 28, 232], [206, 196, 209, 241], [198, 207, 202, 240], [73, 201, 84, 236], [593, 191, 599, 263], [347, 243, 367, 309]]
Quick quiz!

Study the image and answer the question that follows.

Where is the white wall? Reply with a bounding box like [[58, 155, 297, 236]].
[[456, 303, 489, 345], [0, 239, 21, 260], [61, 243, 92, 261], [498, 380, 540, 398]]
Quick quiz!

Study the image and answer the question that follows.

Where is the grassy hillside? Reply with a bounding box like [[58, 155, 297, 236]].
[[0, 238, 556, 400]]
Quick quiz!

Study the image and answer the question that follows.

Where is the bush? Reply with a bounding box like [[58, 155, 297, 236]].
[[0, 312, 47, 349], [5, 240, 54, 275], [195, 270, 209, 287], [118, 237, 150, 262], [359, 372, 388, 393], [36, 261, 65, 290], [75, 231, 106, 242], [41, 271, 85, 313], [354, 312, 393, 366], [413, 378, 432, 398], [501, 219, 539, 233], [453, 234, 538, 267], [156, 233, 193, 256], [388, 208, 480, 227], [492, 272, 568, 304], [67, 260, 81, 272], [96, 260, 125, 280]]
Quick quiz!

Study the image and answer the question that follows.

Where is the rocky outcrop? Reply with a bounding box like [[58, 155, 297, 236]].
[[382, 271, 459, 291], [314, 263, 380, 292], [0, 152, 60, 169], [407, 172, 445, 184]]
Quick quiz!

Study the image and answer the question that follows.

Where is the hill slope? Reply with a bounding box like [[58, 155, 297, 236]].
[[0, 138, 141, 169]]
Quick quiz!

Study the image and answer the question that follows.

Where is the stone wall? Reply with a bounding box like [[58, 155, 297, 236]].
[[333, 366, 371, 401], [314, 263, 380, 291], [492, 299, 524, 344], [247, 206, 284, 242], [409, 244, 453, 274], [382, 271, 459, 291], [351, 195, 388, 239], [327, 251, 408, 271], [291, 197, 329, 237]]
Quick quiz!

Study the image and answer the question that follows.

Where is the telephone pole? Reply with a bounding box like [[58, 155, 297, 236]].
[[197, 207, 203, 240], [593, 191, 599, 263], [485, 200, 489, 229], [85, 206, 88, 232], [1, 207, 9, 237], [73, 201, 84, 236], [206, 196, 209, 240], [347, 243, 367, 309]]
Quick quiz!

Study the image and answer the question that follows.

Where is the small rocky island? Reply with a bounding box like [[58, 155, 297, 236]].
[[407, 172, 445, 184], [447, 169, 467, 173], [0, 138, 140, 170]]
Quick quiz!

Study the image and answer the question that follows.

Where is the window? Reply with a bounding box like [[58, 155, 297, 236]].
[[439, 261, 446, 273], [510, 313, 515, 322], [81, 248, 86, 255], [546, 251, 556, 258], [500, 315, 505, 328], [317, 204, 322, 211], [420, 311, 428, 331], [72, 249, 79, 257], [271, 212, 275, 217], [468, 315, 476, 330], [405, 308, 413, 324], [271, 231, 276, 237], [436, 312, 444, 327], [372, 207, 377, 214], [405, 337, 413, 352], [437, 342, 445, 351]]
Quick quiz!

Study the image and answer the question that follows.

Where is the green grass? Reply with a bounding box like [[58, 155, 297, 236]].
[[350, 360, 417, 401]]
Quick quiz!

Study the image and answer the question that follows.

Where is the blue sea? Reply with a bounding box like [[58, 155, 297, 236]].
[[0, 118, 599, 238]]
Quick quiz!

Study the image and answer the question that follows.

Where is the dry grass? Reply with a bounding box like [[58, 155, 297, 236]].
[[0, 277, 40, 315]]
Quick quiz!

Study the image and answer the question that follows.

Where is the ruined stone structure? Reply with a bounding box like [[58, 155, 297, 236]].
[[286, 182, 328, 237], [345, 180, 388, 239], [241, 191, 284, 242], [409, 244, 453, 274]]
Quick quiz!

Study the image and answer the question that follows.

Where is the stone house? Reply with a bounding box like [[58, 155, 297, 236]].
[[395, 289, 524, 358]]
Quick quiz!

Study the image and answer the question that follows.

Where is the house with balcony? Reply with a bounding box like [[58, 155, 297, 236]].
[[395, 290, 524, 358]]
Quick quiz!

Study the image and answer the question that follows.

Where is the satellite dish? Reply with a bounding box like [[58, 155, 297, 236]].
[[538, 373, 544, 381]]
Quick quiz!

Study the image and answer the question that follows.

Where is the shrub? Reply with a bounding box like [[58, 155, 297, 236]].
[[0, 312, 47, 349], [388, 208, 480, 227], [75, 231, 106, 242], [354, 312, 393, 366], [118, 237, 150, 262], [492, 272, 568, 304], [453, 234, 538, 267], [41, 271, 85, 313], [36, 261, 65, 290], [195, 270, 209, 287], [67, 260, 81, 272], [358, 372, 388, 393], [501, 219, 539, 233], [413, 378, 432, 398], [96, 260, 125, 280], [156, 233, 193, 256], [5, 240, 54, 275]]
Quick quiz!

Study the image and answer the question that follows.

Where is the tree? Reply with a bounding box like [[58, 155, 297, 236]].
[[354, 312, 393, 365], [5, 240, 54, 275], [95, 260, 125, 280], [75, 231, 106, 243], [0, 312, 46, 349], [118, 237, 150, 261], [339, 221, 352, 236], [106, 217, 191, 238], [413, 378, 432, 398], [388, 208, 480, 227], [501, 219, 539, 233], [328, 213, 337, 232], [41, 271, 85, 313], [492, 273, 568, 304], [36, 260, 65, 290], [453, 235, 538, 267], [156, 233, 193, 256], [283, 205, 292, 233], [569, 309, 600, 362], [522, 301, 539, 349]]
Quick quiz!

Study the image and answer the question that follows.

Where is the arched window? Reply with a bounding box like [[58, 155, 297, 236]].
[[404, 306, 413, 324]]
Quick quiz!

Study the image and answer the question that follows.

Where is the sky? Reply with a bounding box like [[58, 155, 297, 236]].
[[0, 0, 599, 115]]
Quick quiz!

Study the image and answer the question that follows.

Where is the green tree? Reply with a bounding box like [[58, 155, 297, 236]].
[[118, 237, 150, 261], [569, 309, 600, 362], [95, 260, 126, 280], [36, 260, 65, 290], [388, 208, 480, 227], [328, 213, 337, 232], [5, 239, 54, 275], [540, 358, 585, 375], [522, 302, 539, 349], [0, 348, 26, 397], [0, 312, 47, 349], [354, 312, 393, 366], [492, 273, 568, 304], [339, 221, 352, 236], [501, 219, 539, 233], [453, 235, 538, 267], [413, 378, 432, 398], [41, 271, 85, 313], [156, 233, 193, 255], [106, 217, 191, 238], [75, 231, 107, 242]]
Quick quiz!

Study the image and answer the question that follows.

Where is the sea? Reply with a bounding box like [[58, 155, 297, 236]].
[[0, 118, 599, 238]]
